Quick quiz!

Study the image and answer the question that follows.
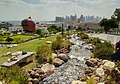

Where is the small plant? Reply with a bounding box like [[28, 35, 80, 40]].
[[47, 55, 54, 64], [0, 66, 28, 84], [86, 77, 97, 84], [36, 44, 52, 64]]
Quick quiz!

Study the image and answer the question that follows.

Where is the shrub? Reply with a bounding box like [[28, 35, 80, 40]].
[[86, 77, 97, 84], [77, 32, 89, 39], [90, 37, 101, 45], [47, 55, 54, 64], [36, 44, 52, 64], [0, 66, 28, 84], [52, 35, 71, 52], [5, 37, 14, 43], [94, 41, 114, 60]]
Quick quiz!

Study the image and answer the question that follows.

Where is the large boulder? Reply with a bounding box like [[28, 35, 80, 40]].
[[41, 63, 55, 73], [102, 61, 115, 71], [57, 53, 68, 62], [71, 80, 86, 84], [53, 58, 64, 67]]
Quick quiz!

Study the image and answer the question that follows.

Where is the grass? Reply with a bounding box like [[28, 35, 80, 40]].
[[0, 35, 56, 70], [0, 34, 38, 43]]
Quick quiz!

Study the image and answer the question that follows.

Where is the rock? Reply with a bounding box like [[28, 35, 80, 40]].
[[52, 53, 57, 58], [34, 73, 40, 78], [46, 41, 52, 44], [58, 53, 68, 62], [71, 80, 86, 84], [30, 71, 36, 78], [36, 70, 44, 74], [53, 58, 64, 67], [102, 60, 108, 64], [32, 78, 39, 84], [28, 78, 33, 82], [41, 63, 55, 73], [103, 61, 115, 71], [96, 68, 104, 77], [98, 82, 105, 84], [32, 68, 39, 71], [28, 82, 33, 84], [86, 58, 98, 67], [85, 68, 93, 75]]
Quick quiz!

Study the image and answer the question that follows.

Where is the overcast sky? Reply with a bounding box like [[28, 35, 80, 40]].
[[0, 0, 119, 21]]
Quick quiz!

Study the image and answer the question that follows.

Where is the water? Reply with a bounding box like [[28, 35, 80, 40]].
[[41, 34, 92, 84]]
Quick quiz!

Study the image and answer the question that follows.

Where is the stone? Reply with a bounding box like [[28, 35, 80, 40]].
[[32, 68, 39, 71], [58, 53, 68, 62], [34, 73, 40, 78], [96, 68, 104, 77], [32, 78, 39, 84], [41, 63, 55, 73], [53, 58, 64, 67], [85, 68, 93, 75], [28, 82, 33, 84], [28, 78, 33, 82], [103, 61, 115, 71], [52, 53, 57, 58], [30, 71, 36, 78], [86, 58, 98, 67], [71, 80, 86, 84], [36, 70, 44, 74], [46, 41, 52, 44]]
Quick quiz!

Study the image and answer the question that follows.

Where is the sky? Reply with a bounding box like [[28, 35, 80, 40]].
[[0, 0, 119, 21]]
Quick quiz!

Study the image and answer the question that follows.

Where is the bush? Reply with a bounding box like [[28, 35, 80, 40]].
[[5, 37, 14, 43], [90, 37, 101, 45], [94, 41, 114, 60], [0, 66, 28, 84], [52, 35, 71, 51], [86, 77, 97, 84], [47, 55, 54, 64], [36, 44, 52, 64], [77, 32, 89, 39]]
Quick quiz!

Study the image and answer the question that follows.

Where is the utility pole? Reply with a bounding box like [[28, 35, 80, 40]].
[[61, 23, 64, 36]]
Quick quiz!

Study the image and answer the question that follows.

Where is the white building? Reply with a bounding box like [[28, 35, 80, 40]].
[[9, 25, 23, 32]]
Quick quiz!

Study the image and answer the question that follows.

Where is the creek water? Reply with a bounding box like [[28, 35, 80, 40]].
[[41, 35, 92, 84]]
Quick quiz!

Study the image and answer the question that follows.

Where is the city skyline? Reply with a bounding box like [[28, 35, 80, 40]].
[[0, 0, 119, 21]]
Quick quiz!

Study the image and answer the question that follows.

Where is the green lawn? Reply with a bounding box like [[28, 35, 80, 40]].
[[0, 34, 38, 43], [0, 35, 56, 67]]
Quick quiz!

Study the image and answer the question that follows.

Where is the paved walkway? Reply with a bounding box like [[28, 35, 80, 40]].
[[88, 33, 120, 45]]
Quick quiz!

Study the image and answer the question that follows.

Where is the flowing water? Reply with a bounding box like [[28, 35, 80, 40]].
[[41, 35, 92, 84]]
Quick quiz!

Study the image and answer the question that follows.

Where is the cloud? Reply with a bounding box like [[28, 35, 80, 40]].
[[0, 0, 119, 21]]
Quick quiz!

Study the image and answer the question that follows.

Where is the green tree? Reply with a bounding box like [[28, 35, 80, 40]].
[[35, 29, 42, 36], [113, 8, 120, 30]]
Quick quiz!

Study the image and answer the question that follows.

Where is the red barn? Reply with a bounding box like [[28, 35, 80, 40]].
[[21, 16, 36, 33]]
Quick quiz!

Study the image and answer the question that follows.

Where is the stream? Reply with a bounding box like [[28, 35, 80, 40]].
[[41, 35, 92, 84]]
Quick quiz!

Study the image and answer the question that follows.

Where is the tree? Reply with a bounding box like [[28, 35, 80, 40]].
[[5, 37, 14, 43], [99, 18, 118, 33], [113, 8, 120, 31], [35, 29, 42, 36], [48, 25, 61, 34], [99, 18, 110, 33]]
